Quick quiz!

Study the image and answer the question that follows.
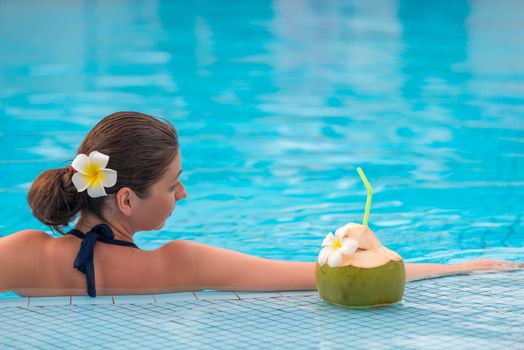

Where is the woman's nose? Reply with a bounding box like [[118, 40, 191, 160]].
[[177, 181, 188, 201]]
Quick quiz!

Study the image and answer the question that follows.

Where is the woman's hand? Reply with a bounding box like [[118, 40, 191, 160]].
[[456, 259, 523, 274]]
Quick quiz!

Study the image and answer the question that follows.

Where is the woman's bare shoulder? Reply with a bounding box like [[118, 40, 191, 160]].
[[1, 229, 51, 243], [0, 230, 52, 292], [14, 229, 50, 237], [0, 230, 54, 257]]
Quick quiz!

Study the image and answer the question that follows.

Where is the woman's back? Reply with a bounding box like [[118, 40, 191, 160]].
[[0, 230, 186, 297]]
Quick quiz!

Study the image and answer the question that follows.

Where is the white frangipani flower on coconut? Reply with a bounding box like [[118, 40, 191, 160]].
[[317, 230, 358, 268], [71, 151, 117, 198]]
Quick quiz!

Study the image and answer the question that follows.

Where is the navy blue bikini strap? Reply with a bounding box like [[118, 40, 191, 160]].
[[67, 224, 138, 297], [68, 227, 139, 249]]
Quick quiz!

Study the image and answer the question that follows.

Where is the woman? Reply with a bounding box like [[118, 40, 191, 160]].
[[0, 112, 520, 297]]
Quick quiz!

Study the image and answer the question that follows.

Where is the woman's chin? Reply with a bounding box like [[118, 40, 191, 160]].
[[153, 214, 173, 230], [145, 221, 166, 231]]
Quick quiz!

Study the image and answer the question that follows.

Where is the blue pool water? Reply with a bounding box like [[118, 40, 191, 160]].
[[1, 0, 523, 297]]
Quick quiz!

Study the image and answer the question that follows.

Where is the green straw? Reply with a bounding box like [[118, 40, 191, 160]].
[[357, 167, 373, 226]]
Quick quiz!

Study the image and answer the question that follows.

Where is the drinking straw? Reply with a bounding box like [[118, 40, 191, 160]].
[[356, 167, 373, 226]]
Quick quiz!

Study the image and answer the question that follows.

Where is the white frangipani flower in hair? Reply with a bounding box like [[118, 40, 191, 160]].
[[317, 230, 358, 268], [71, 151, 117, 198]]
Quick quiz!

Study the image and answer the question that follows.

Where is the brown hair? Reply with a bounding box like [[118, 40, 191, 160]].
[[27, 111, 179, 233]]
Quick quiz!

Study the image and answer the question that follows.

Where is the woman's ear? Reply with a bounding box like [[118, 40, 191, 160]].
[[115, 187, 136, 217]]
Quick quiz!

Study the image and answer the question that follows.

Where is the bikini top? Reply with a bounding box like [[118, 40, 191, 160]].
[[67, 224, 139, 297]]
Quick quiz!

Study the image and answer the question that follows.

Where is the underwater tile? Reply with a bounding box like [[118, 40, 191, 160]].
[[0, 272, 522, 349]]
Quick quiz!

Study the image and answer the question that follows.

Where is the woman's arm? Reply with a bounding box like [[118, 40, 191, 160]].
[[163, 241, 522, 292], [405, 263, 458, 281], [406, 259, 523, 281], [162, 240, 317, 291]]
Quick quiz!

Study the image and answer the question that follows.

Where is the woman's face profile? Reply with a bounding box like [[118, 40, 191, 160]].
[[129, 151, 187, 231]]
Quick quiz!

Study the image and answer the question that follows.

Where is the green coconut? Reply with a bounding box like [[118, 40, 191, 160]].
[[315, 223, 406, 308]]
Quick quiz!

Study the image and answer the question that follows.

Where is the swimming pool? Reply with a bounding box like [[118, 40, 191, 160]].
[[1, 0, 522, 266], [0, 0, 523, 347]]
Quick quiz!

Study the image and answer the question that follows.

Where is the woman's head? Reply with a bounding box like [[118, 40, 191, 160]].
[[28, 111, 185, 233]]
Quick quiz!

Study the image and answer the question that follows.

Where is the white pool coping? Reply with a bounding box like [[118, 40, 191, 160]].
[[0, 289, 318, 308]]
